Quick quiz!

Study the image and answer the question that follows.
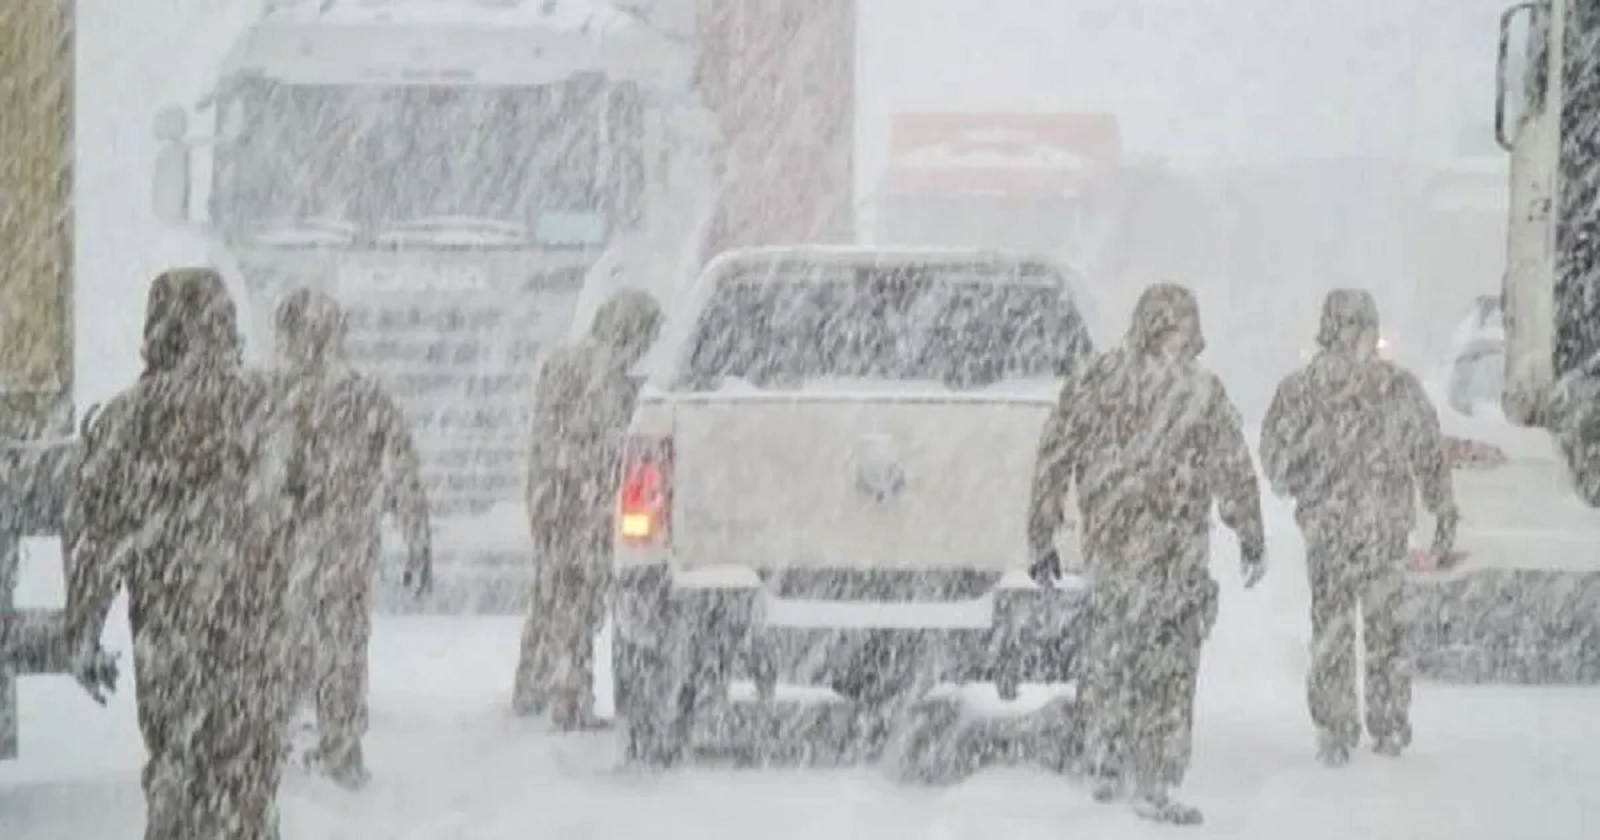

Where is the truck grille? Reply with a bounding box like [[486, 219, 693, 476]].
[[342, 300, 535, 516], [236, 254, 588, 519]]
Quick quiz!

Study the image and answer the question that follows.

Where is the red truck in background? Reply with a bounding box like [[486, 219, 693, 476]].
[[876, 111, 1123, 256]]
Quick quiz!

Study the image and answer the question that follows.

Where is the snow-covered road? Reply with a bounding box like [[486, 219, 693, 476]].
[[5, 513, 1599, 840]]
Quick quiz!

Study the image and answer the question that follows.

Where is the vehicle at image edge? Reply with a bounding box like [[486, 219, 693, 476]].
[[1410, 294, 1598, 576], [1397, 0, 1600, 683], [1406, 293, 1600, 680], [609, 246, 1098, 750], [146, 0, 719, 605], [1495, 0, 1600, 468], [0, 0, 80, 761]]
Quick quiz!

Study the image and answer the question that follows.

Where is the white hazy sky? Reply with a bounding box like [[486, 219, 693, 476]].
[[76, 0, 1509, 402]]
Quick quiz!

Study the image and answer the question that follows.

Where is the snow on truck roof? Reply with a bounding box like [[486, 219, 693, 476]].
[[703, 245, 1075, 279], [231, 0, 687, 88], [261, 0, 623, 28]]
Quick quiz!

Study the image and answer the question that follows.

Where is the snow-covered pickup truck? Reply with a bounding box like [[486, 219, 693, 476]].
[[609, 246, 1098, 748]]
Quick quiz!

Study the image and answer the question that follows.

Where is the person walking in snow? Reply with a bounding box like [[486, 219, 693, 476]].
[[67, 267, 296, 840], [273, 287, 432, 789], [514, 289, 663, 730], [1028, 282, 1266, 825], [1259, 288, 1458, 766]]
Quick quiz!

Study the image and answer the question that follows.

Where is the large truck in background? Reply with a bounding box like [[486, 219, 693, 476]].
[[1360, 0, 1600, 685], [1493, 0, 1600, 442], [151, 0, 716, 527], [148, 0, 855, 607]]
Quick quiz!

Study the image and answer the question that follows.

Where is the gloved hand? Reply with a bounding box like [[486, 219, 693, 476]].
[[403, 543, 433, 598], [1028, 547, 1062, 589], [1240, 541, 1267, 589], [1431, 505, 1461, 559], [71, 642, 120, 707]]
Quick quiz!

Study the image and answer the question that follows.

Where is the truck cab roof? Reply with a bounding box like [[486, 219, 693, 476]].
[[228, 0, 687, 88]]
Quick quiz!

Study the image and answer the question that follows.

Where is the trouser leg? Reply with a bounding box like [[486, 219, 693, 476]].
[[209, 702, 286, 840], [1080, 581, 1135, 782], [1362, 569, 1413, 747], [514, 563, 556, 715], [1306, 543, 1361, 748], [550, 563, 610, 728], [140, 711, 197, 840], [136, 647, 203, 840], [1127, 573, 1212, 794], [316, 602, 372, 778], [304, 533, 376, 781]]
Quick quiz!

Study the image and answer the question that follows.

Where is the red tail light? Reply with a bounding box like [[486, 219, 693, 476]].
[[1443, 436, 1508, 470], [618, 435, 674, 547]]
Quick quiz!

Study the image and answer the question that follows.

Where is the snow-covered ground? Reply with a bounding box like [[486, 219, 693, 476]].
[[5, 496, 1599, 839]]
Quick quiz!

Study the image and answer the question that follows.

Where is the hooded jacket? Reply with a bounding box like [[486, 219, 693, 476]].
[[273, 288, 429, 554], [526, 289, 664, 548], [68, 267, 291, 696], [1260, 289, 1454, 544], [1029, 283, 1264, 580]]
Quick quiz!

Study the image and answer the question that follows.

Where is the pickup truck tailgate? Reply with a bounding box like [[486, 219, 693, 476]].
[[670, 396, 1056, 573]]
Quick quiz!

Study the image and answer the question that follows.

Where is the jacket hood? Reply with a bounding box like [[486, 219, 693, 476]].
[[275, 287, 346, 369], [588, 289, 664, 367], [1315, 288, 1381, 356], [141, 267, 243, 377], [1125, 283, 1205, 360]]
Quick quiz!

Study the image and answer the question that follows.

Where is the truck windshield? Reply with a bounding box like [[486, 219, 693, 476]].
[[678, 263, 1094, 391], [212, 77, 643, 244]]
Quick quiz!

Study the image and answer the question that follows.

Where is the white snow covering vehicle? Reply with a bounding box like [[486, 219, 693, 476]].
[[610, 246, 1098, 751], [1414, 294, 1600, 576], [146, 0, 718, 604], [1406, 293, 1600, 681]]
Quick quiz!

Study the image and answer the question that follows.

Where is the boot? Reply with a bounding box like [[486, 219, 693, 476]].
[[551, 694, 611, 732], [1082, 765, 1126, 803], [319, 739, 370, 791], [1372, 733, 1408, 758], [554, 711, 613, 732], [1091, 776, 1127, 804], [1317, 730, 1353, 768], [1131, 786, 1203, 826], [328, 760, 372, 791], [511, 680, 549, 717]]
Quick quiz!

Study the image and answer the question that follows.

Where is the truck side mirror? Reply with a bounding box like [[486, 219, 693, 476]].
[[1495, 3, 1542, 152], [151, 106, 191, 224]]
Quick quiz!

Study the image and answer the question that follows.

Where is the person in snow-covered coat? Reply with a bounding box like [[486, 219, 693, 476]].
[[1027, 282, 1266, 826], [273, 287, 432, 788], [66, 267, 296, 840], [1259, 289, 1457, 766], [514, 289, 663, 729]]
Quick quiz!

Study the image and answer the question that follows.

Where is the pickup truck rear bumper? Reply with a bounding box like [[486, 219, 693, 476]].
[[1405, 567, 1600, 684], [613, 565, 1092, 700]]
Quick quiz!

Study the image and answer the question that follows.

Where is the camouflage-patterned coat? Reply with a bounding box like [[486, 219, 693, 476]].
[[66, 268, 294, 840], [273, 287, 428, 781], [525, 290, 663, 552], [516, 289, 663, 723], [1259, 290, 1454, 554], [1029, 285, 1265, 581], [274, 288, 428, 549], [278, 368, 427, 549]]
